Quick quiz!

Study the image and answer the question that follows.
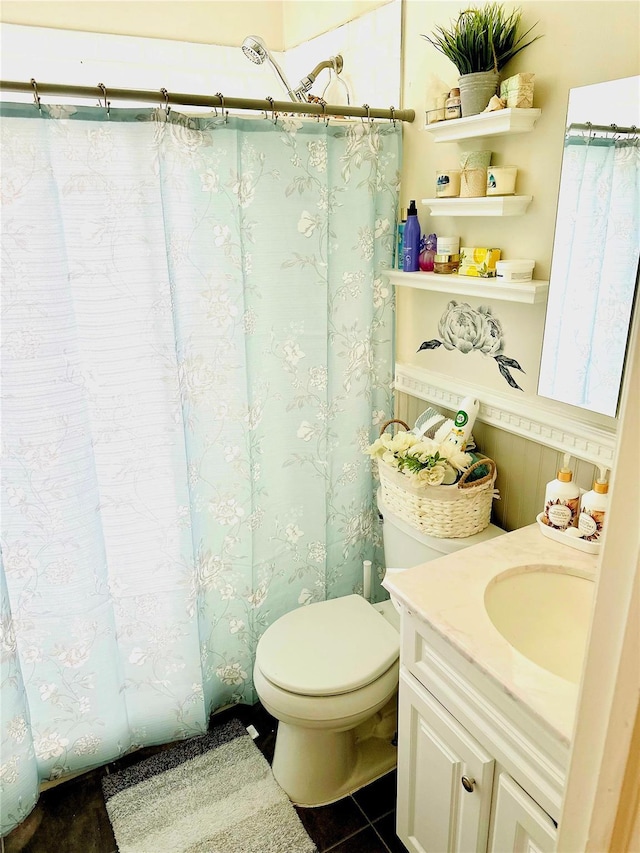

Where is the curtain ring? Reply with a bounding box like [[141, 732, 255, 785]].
[[362, 104, 371, 124], [322, 101, 329, 128], [98, 83, 110, 118], [160, 88, 171, 120], [266, 95, 277, 124], [215, 92, 228, 123], [30, 78, 42, 114], [389, 106, 396, 127]]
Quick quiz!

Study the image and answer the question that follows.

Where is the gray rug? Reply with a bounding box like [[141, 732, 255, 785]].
[[102, 718, 317, 853]]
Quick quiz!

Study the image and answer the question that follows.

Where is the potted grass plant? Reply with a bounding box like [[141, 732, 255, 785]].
[[422, 4, 541, 117]]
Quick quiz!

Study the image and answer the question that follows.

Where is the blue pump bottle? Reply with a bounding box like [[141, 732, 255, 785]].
[[402, 200, 421, 272]]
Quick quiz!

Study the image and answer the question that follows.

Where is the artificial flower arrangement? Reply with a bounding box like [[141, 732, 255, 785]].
[[366, 423, 472, 487]]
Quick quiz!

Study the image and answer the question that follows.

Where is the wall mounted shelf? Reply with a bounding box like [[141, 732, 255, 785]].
[[387, 270, 549, 304], [421, 196, 532, 217], [424, 108, 542, 142]]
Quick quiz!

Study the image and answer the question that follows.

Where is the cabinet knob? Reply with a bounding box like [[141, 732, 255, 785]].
[[461, 776, 476, 793]]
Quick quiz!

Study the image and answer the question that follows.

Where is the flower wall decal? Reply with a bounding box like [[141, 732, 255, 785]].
[[418, 300, 526, 390]]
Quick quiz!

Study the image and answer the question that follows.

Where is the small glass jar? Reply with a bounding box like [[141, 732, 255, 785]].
[[445, 88, 462, 120], [433, 253, 461, 274]]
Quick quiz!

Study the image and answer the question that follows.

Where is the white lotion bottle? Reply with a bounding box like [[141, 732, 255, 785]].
[[578, 479, 609, 542], [542, 456, 580, 530]]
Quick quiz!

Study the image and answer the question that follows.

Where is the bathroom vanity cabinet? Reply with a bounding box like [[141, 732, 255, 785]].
[[396, 607, 560, 853]]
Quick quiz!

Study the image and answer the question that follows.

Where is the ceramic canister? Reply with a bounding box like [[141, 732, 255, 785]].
[[436, 169, 461, 197], [487, 166, 518, 196], [436, 236, 460, 254]]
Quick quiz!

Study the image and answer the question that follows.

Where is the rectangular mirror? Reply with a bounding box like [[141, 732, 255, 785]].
[[538, 76, 640, 417]]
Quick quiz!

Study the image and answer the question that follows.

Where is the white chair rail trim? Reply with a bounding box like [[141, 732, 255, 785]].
[[394, 362, 617, 468]]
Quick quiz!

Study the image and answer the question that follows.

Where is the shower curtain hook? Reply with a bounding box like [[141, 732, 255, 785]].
[[322, 101, 329, 127], [98, 83, 110, 119], [266, 96, 277, 124], [389, 106, 396, 127], [30, 78, 42, 114], [160, 88, 171, 120], [215, 93, 228, 123], [362, 104, 372, 125]]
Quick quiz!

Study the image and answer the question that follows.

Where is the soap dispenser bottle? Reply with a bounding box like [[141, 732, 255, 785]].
[[402, 200, 421, 272], [542, 456, 580, 530], [578, 474, 609, 542]]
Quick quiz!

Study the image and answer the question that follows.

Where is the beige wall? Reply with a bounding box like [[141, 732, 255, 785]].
[[397, 1, 639, 407], [0, 0, 392, 49], [0, 1, 284, 46], [282, 0, 392, 48]]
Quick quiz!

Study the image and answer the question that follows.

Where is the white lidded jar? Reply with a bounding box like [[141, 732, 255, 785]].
[[578, 479, 609, 542], [542, 466, 580, 530]]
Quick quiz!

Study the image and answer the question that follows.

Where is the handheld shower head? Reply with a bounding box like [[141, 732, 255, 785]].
[[241, 35, 268, 65], [241, 35, 300, 102]]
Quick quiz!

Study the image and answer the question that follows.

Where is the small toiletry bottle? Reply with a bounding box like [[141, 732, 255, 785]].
[[402, 200, 421, 272], [578, 478, 609, 542], [395, 209, 407, 270], [445, 88, 462, 120], [542, 461, 580, 530], [419, 233, 437, 272]]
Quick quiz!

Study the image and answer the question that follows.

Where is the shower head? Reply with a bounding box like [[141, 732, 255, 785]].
[[241, 34, 300, 102], [241, 35, 347, 106], [241, 35, 268, 65]]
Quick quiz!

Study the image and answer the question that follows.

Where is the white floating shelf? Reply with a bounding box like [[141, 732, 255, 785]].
[[387, 270, 549, 304], [421, 196, 532, 216], [424, 108, 542, 142]]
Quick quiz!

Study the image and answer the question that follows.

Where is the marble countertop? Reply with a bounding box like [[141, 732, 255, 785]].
[[382, 523, 599, 745]]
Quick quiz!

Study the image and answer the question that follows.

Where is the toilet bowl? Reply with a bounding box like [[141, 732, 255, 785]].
[[254, 594, 400, 806], [253, 491, 505, 807]]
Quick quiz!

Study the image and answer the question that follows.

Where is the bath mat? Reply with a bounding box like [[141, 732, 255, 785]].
[[102, 717, 317, 853]]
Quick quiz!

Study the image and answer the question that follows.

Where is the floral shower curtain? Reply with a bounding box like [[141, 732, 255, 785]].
[[538, 134, 640, 416], [0, 102, 400, 834]]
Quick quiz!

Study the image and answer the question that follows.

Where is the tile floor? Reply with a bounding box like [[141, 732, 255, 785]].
[[2, 702, 408, 853]]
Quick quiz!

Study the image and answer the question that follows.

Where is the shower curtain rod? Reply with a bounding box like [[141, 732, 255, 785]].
[[567, 121, 637, 135], [0, 79, 415, 123]]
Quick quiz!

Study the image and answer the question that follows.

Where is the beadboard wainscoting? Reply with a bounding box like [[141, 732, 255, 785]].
[[394, 389, 602, 533]]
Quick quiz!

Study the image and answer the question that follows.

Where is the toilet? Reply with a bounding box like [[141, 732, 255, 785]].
[[253, 491, 505, 806]]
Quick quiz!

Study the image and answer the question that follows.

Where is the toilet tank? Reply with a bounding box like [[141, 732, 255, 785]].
[[377, 490, 504, 568]]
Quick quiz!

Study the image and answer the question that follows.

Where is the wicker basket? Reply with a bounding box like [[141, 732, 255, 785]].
[[376, 419, 497, 539]]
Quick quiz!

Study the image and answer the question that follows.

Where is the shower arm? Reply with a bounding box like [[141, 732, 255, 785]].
[[292, 56, 344, 102]]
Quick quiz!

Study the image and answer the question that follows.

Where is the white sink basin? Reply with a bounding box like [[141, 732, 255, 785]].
[[484, 565, 595, 683]]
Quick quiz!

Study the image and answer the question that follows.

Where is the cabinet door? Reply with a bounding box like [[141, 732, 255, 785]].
[[489, 772, 557, 853], [397, 671, 495, 853]]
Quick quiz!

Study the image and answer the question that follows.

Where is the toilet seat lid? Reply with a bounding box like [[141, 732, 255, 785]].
[[256, 595, 399, 696]]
